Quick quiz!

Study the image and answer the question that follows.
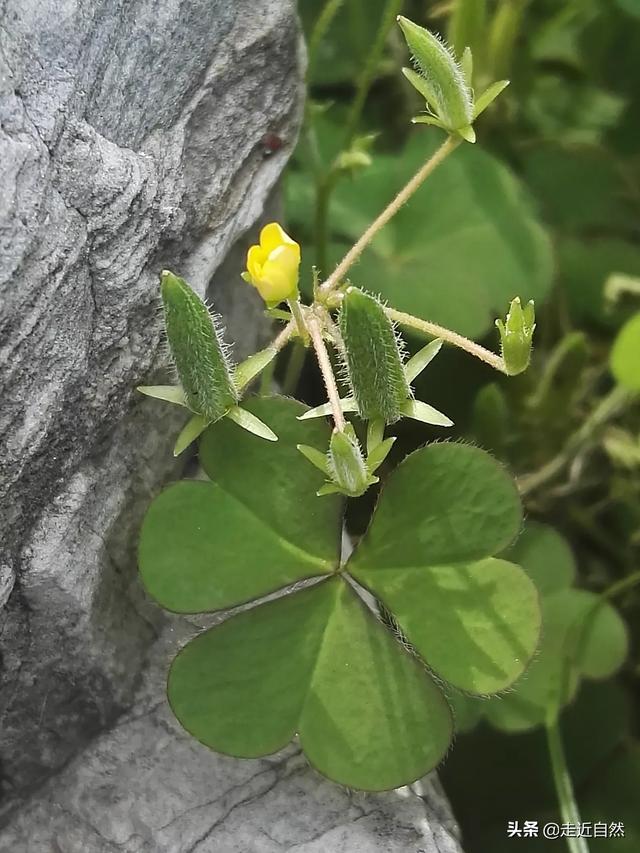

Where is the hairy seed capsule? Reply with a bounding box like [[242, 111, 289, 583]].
[[397, 16, 473, 131], [339, 288, 410, 424], [160, 271, 237, 422], [327, 426, 370, 497]]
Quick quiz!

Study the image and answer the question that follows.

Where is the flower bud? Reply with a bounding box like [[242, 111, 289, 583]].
[[495, 297, 536, 376], [242, 222, 300, 307], [161, 271, 237, 421], [397, 16, 473, 133], [339, 288, 411, 424]]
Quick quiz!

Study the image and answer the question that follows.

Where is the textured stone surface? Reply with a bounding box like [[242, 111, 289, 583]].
[[0, 624, 464, 853], [0, 2, 466, 848], [0, 0, 303, 805]]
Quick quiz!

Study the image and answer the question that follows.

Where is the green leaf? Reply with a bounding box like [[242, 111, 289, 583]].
[[473, 80, 510, 118], [173, 414, 208, 457], [411, 115, 447, 130], [366, 436, 396, 474], [352, 443, 522, 567], [523, 143, 633, 233], [400, 399, 454, 427], [310, 133, 553, 339], [574, 591, 629, 679], [473, 524, 629, 732], [226, 405, 278, 442], [233, 346, 278, 391], [404, 338, 443, 382], [559, 238, 640, 331], [483, 589, 628, 732], [139, 397, 341, 612], [402, 67, 441, 115], [297, 444, 330, 475], [503, 521, 576, 596], [298, 398, 358, 420], [348, 443, 539, 694], [168, 577, 453, 790], [137, 385, 187, 407], [611, 312, 640, 390], [200, 397, 342, 563]]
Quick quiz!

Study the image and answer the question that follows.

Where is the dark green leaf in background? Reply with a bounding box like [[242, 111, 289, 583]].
[[460, 523, 628, 732], [288, 132, 553, 338]]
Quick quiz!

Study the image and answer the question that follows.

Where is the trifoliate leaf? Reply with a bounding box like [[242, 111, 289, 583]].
[[168, 577, 453, 791], [138, 397, 341, 612], [349, 443, 539, 694]]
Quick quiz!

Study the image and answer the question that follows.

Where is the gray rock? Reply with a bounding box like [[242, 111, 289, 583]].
[[0, 1, 466, 848], [0, 0, 303, 806], [0, 625, 463, 853]]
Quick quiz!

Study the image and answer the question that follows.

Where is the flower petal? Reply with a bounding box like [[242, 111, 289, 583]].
[[246, 244, 266, 284], [260, 222, 287, 253]]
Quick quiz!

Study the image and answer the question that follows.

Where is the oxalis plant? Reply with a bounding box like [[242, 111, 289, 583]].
[[137, 18, 542, 792]]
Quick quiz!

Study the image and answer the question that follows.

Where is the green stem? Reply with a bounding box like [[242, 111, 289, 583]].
[[545, 718, 590, 853], [601, 570, 640, 603], [342, 0, 403, 148], [287, 299, 309, 342], [307, 0, 346, 77], [519, 387, 636, 496], [386, 307, 507, 373], [259, 356, 276, 396], [314, 174, 334, 276], [320, 135, 461, 293], [283, 340, 307, 396]]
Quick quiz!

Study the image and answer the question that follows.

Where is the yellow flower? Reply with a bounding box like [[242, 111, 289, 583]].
[[242, 223, 300, 306]]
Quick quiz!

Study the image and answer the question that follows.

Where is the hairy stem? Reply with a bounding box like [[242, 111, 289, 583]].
[[308, 316, 346, 431], [545, 718, 590, 853], [271, 319, 297, 354], [386, 307, 507, 373], [321, 135, 461, 293], [235, 321, 296, 394]]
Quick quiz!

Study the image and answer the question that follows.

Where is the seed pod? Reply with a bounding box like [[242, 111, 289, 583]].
[[339, 288, 410, 424], [397, 15, 473, 132], [160, 271, 237, 422], [327, 426, 371, 498]]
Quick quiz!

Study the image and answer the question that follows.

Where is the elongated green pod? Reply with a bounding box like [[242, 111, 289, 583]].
[[161, 271, 237, 422], [327, 425, 372, 498], [397, 16, 473, 131], [339, 288, 411, 424]]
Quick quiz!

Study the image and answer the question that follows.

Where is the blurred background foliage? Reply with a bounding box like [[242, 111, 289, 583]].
[[283, 0, 640, 850]]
